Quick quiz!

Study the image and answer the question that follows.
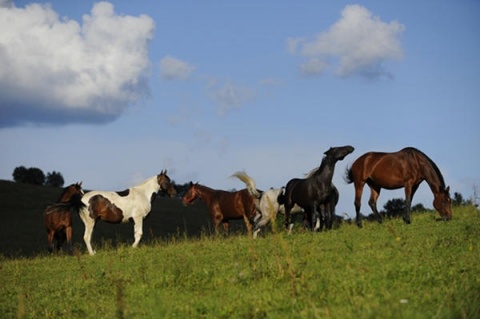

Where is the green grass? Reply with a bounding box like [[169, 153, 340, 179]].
[[1, 206, 479, 319]]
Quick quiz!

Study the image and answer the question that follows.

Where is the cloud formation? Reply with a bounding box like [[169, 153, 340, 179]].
[[159, 55, 195, 80], [0, 1, 154, 128], [288, 4, 405, 78], [207, 81, 256, 116]]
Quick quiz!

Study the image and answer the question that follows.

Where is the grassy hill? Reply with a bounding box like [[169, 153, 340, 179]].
[[0, 180, 245, 257], [1, 180, 479, 318]]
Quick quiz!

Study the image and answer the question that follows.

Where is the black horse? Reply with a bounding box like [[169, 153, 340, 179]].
[[282, 145, 354, 231]]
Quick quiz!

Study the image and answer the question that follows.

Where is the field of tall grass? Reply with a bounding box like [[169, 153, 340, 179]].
[[1, 205, 479, 319]]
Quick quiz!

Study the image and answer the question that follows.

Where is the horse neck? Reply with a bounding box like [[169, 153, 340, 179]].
[[58, 189, 74, 203], [313, 157, 336, 184], [194, 184, 216, 203], [416, 153, 445, 194], [133, 176, 161, 196]]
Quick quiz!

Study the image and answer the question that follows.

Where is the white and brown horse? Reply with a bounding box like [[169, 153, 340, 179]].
[[79, 170, 176, 255]]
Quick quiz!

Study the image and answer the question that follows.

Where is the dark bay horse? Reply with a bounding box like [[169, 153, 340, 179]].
[[79, 171, 176, 255], [181, 182, 257, 234], [283, 145, 355, 231], [44, 182, 85, 253], [345, 147, 452, 227]]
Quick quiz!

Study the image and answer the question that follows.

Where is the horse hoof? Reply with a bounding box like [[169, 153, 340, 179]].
[[356, 222, 363, 228]]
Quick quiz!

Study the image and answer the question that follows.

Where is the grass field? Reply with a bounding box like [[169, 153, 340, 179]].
[[0, 181, 479, 319]]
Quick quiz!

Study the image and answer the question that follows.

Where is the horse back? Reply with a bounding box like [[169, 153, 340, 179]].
[[215, 189, 256, 219], [351, 150, 421, 187]]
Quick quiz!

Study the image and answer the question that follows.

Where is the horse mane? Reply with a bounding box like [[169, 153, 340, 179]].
[[403, 147, 446, 188], [56, 184, 74, 202]]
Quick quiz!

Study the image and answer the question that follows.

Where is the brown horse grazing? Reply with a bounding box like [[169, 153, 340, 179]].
[[283, 145, 355, 231], [182, 182, 257, 234], [345, 147, 452, 228], [44, 182, 85, 253]]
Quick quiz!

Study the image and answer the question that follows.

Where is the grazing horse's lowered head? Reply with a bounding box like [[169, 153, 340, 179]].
[[345, 147, 452, 227]]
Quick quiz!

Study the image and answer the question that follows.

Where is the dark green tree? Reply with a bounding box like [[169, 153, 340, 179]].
[[453, 192, 465, 206], [12, 166, 46, 185], [12, 166, 28, 183], [411, 203, 427, 212], [45, 171, 65, 187], [383, 198, 407, 218]]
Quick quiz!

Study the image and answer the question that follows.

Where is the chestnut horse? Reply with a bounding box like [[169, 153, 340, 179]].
[[182, 182, 257, 234], [283, 145, 355, 231], [79, 170, 176, 255], [345, 147, 452, 227], [44, 182, 84, 253]]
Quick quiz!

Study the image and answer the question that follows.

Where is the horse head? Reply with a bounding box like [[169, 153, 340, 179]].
[[182, 182, 200, 205], [324, 145, 355, 162], [157, 170, 177, 197], [59, 182, 84, 203], [433, 186, 452, 221]]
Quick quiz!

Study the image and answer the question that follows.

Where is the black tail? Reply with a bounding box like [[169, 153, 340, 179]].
[[344, 165, 354, 184], [277, 187, 285, 205]]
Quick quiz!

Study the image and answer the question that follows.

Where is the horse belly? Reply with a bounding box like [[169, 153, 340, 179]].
[[88, 195, 125, 223], [370, 160, 408, 189]]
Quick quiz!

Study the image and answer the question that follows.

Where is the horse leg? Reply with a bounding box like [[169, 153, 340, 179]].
[[56, 231, 66, 252], [65, 226, 73, 253], [222, 221, 229, 235], [367, 183, 382, 223], [252, 213, 263, 239], [354, 182, 365, 228], [80, 212, 96, 255], [47, 230, 55, 253], [284, 204, 292, 231], [132, 217, 144, 248], [403, 184, 415, 224]]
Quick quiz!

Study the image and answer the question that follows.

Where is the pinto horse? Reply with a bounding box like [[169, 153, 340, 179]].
[[44, 182, 84, 253], [79, 170, 176, 255], [181, 182, 257, 234], [283, 145, 355, 231], [231, 171, 303, 238], [345, 147, 452, 227]]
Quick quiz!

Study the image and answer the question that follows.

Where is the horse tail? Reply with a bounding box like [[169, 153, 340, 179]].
[[344, 165, 354, 184], [230, 171, 262, 198], [277, 187, 285, 205]]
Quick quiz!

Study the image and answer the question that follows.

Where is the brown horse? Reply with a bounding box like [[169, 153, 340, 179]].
[[182, 182, 257, 234], [345, 147, 452, 227], [44, 182, 85, 253]]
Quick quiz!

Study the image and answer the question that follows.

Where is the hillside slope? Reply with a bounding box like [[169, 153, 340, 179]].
[[0, 180, 232, 257]]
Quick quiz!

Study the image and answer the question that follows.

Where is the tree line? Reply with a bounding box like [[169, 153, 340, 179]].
[[12, 166, 65, 187]]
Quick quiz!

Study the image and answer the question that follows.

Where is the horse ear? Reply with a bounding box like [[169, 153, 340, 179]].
[[446, 186, 450, 193], [79, 181, 82, 186], [189, 181, 193, 186]]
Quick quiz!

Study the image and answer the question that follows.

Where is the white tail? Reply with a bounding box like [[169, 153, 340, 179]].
[[230, 171, 261, 198]]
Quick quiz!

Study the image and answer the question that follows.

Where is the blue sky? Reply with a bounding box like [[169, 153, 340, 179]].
[[1, 0, 479, 217]]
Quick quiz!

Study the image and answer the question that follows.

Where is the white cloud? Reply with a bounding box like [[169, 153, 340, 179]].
[[208, 81, 256, 116], [0, 1, 154, 127], [289, 4, 405, 78], [159, 55, 195, 80]]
